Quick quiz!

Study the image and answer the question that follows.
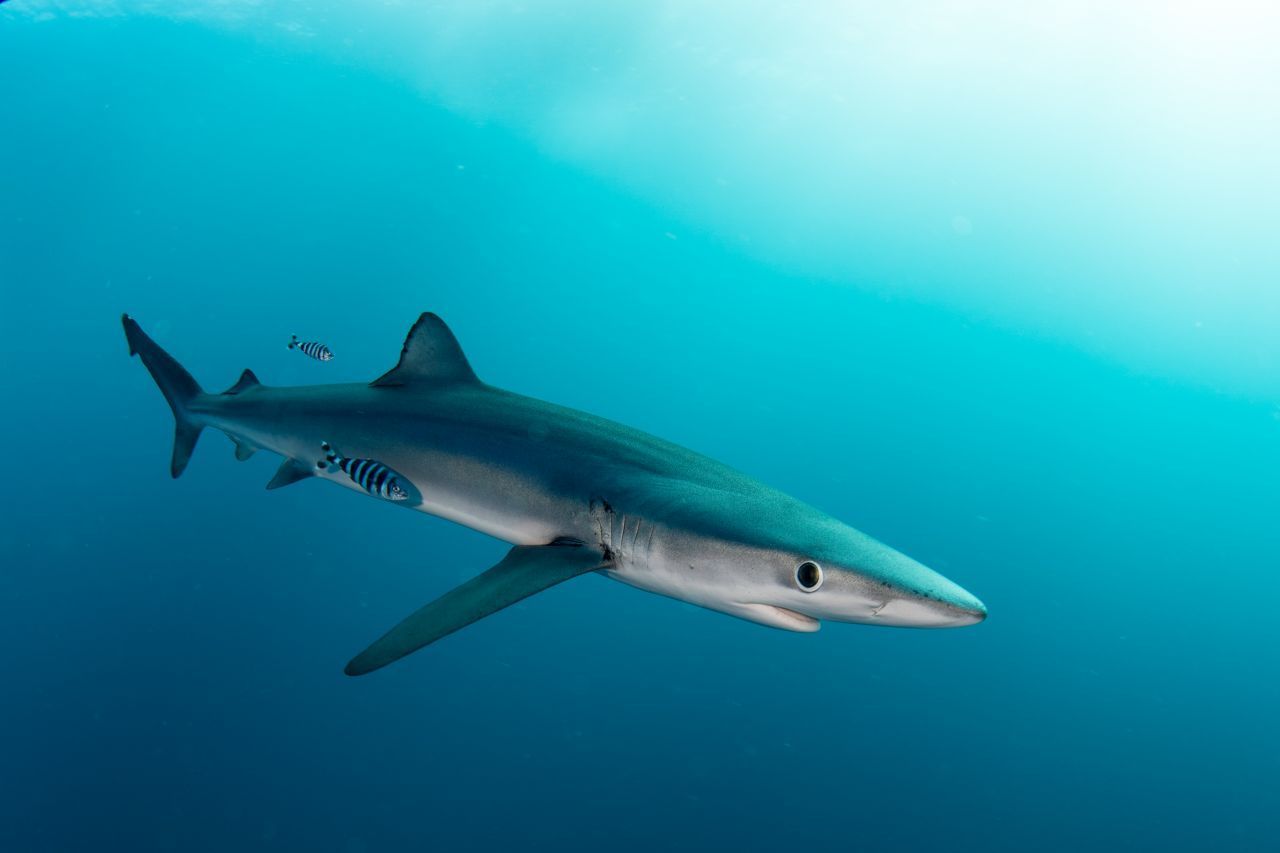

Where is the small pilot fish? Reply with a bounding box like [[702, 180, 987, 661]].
[[319, 441, 409, 501], [288, 335, 333, 362]]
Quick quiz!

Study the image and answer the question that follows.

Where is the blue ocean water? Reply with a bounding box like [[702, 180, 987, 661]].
[[3, 4, 1279, 851]]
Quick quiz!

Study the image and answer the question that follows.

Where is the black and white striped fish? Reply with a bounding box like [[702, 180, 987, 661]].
[[288, 335, 333, 362], [319, 442, 409, 501]]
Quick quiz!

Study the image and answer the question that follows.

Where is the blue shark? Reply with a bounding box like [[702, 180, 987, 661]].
[[123, 312, 985, 675]]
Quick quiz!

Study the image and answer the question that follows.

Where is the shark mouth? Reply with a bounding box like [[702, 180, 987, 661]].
[[733, 603, 821, 633]]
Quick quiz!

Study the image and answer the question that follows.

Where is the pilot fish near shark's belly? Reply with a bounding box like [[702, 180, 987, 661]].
[[122, 311, 987, 676], [320, 441, 410, 501]]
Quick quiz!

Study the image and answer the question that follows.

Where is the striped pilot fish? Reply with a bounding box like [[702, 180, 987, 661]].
[[319, 442, 410, 501], [288, 335, 333, 362]]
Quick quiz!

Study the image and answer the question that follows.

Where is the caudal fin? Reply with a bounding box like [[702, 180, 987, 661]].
[[122, 314, 206, 478]]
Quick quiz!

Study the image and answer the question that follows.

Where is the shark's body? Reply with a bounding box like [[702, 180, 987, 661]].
[[124, 312, 985, 675]]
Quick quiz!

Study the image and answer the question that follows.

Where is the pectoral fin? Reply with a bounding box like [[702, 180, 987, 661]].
[[344, 543, 606, 676]]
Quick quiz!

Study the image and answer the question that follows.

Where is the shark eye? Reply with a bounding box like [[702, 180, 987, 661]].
[[795, 560, 823, 592]]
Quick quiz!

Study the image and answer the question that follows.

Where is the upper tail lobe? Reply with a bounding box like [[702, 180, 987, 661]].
[[122, 314, 205, 477]]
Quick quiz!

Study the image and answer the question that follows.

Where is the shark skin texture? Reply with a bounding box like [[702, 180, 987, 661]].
[[123, 312, 986, 675]]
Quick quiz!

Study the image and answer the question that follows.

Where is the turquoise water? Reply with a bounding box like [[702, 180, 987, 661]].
[[3, 3, 1279, 851]]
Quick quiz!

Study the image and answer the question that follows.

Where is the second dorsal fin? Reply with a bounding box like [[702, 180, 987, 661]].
[[371, 312, 478, 388], [222, 368, 261, 396]]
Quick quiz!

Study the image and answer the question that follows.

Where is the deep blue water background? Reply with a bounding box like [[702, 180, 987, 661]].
[[3, 8, 1279, 852]]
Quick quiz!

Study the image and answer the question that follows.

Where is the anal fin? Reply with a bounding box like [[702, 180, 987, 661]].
[[266, 459, 313, 490], [344, 543, 606, 676]]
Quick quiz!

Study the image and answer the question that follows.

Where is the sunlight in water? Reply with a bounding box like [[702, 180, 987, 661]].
[[16, 0, 1280, 396]]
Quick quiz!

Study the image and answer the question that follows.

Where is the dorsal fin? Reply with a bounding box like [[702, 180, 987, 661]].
[[222, 368, 261, 396], [371, 312, 478, 388]]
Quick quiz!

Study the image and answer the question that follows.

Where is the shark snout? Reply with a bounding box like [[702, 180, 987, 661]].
[[952, 596, 987, 625], [873, 585, 986, 628], [850, 551, 987, 628]]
